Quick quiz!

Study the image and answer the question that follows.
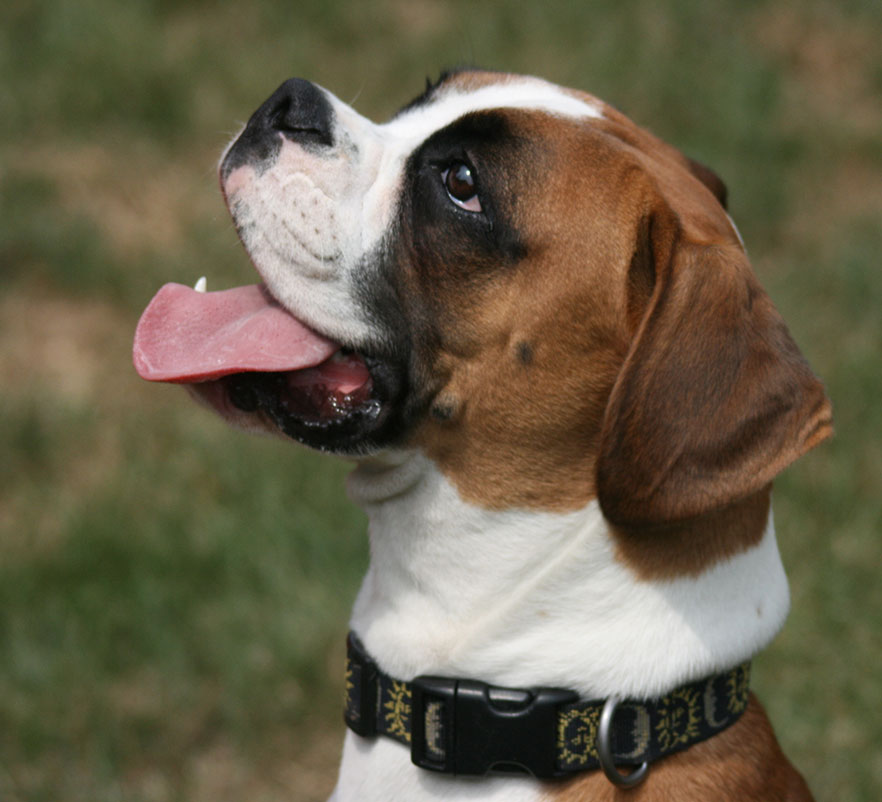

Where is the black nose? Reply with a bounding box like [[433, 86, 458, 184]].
[[252, 77, 334, 147], [222, 78, 334, 177]]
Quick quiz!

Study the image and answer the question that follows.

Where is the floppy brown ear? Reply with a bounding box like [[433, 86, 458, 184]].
[[597, 233, 832, 528]]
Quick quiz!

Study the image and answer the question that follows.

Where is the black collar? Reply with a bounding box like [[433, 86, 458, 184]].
[[344, 632, 751, 785]]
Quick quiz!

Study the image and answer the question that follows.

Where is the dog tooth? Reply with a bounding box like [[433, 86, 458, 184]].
[[194, 276, 207, 293]]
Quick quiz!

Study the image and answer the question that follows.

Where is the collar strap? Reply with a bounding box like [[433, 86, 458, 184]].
[[344, 632, 751, 780]]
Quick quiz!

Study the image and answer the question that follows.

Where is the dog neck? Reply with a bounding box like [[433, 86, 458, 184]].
[[345, 451, 790, 700]]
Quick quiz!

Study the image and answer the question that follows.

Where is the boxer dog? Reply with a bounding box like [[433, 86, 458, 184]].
[[134, 71, 831, 800]]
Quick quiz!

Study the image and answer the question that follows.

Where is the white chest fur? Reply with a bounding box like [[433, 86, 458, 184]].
[[330, 452, 790, 801]]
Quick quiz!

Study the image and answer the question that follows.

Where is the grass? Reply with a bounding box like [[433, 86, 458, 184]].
[[1, 0, 881, 799]]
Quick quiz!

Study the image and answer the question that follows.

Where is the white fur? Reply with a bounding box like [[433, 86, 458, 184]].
[[346, 452, 789, 696], [381, 77, 604, 138], [330, 452, 789, 801]]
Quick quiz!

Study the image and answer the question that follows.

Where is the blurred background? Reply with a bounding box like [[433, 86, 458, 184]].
[[1, 0, 880, 799]]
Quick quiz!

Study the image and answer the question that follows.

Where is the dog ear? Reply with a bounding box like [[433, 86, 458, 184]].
[[685, 157, 728, 210], [597, 219, 832, 528]]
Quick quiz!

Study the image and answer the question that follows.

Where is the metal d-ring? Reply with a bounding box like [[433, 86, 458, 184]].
[[596, 697, 650, 789]]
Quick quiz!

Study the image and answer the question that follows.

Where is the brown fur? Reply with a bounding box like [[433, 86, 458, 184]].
[[543, 696, 813, 802], [596, 240, 833, 529], [408, 99, 830, 575], [411, 111, 638, 511], [612, 485, 772, 580]]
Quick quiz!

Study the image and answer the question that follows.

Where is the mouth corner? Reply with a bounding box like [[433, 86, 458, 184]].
[[221, 349, 396, 454]]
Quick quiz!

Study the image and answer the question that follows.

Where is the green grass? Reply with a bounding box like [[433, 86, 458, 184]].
[[2, 0, 881, 799]]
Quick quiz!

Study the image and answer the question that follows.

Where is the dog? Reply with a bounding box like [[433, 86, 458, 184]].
[[134, 70, 832, 801]]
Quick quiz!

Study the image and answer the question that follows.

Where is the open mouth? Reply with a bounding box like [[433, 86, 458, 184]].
[[221, 351, 384, 446], [133, 281, 396, 452]]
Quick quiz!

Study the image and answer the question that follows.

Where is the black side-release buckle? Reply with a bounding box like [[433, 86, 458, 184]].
[[411, 675, 577, 778]]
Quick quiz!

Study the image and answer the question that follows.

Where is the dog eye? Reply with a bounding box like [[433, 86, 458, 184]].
[[441, 162, 482, 213]]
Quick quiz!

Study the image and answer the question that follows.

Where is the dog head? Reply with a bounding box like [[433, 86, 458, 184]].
[[134, 70, 831, 529]]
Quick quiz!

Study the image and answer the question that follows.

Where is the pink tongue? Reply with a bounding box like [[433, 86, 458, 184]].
[[133, 283, 340, 383]]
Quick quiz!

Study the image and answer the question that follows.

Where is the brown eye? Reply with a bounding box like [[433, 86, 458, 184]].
[[442, 162, 482, 212]]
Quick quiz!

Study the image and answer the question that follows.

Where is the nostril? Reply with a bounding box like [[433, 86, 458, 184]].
[[222, 77, 336, 178], [272, 107, 327, 143], [265, 77, 334, 147]]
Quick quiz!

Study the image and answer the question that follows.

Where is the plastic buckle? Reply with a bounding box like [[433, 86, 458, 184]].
[[411, 675, 577, 778]]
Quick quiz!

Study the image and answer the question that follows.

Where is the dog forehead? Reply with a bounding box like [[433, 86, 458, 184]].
[[382, 74, 604, 142]]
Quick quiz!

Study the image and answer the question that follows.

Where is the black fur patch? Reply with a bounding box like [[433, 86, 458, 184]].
[[516, 341, 534, 365], [403, 110, 529, 273]]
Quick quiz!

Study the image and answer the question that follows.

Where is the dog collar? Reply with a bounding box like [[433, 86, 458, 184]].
[[344, 632, 751, 785]]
